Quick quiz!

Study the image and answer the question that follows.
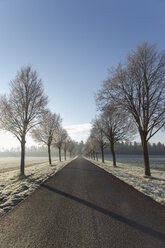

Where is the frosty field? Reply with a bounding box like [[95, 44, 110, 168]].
[[0, 157, 50, 173], [99, 154, 165, 171], [0, 156, 75, 216]]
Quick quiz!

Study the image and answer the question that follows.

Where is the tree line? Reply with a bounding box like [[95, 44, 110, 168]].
[[0, 144, 78, 157], [95, 141, 165, 155], [84, 42, 165, 176], [0, 66, 76, 177]]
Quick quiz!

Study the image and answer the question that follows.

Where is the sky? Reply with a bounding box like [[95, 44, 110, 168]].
[[0, 0, 165, 149]]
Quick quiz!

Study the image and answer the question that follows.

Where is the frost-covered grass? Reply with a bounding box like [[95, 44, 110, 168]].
[[0, 157, 75, 216], [100, 154, 165, 171], [0, 156, 64, 172], [86, 157, 165, 206]]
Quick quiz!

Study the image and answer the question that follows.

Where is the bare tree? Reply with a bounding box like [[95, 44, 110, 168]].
[[88, 135, 100, 161], [91, 118, 107, 163], [97, 42, 165, 176], [53, 127, 67, 161], [84, 138, 93, 158], [67, 139, 76, 158], [101, 106, 135, 167], [77, 140, 84, 156], [32, 109, 61, 165], [0, 66, 47, 177], [62, 130, 69, 160]]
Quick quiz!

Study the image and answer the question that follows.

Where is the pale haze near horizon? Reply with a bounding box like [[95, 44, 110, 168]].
[[0, 0, 165, 150], [0, 124, 92, 150]]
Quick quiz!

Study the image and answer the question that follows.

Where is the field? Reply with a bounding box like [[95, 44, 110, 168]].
[[0, 156, 64, 173], [101, 154, 165, 171]]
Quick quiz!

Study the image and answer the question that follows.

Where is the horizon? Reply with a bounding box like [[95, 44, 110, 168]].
[[0, 127, 164, 152]]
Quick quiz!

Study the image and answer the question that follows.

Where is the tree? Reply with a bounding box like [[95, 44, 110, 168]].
[[53, 127, 67, 161], [84, 138, 93, 158], [32, 109, 61, 165], [0, 66, 47, 177], [89, 135, 100, 161], [62, 131, 69, 160], [101, 106, 134, 167], [91, 118, 107, 163], [97, 42, 165, 176], [77, 140, 84, 156], [67, 139, 76, 158]]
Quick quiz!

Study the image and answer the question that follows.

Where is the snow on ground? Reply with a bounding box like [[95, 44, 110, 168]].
[[86, 157, 165, 206], [0, 157, 75, 216], [0, 157, 49, 173]]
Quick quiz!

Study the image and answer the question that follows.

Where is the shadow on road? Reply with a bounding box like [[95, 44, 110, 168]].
[[41, 183, 165, 242]]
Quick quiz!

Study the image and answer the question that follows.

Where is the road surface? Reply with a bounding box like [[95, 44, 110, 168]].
[[0, 157, 165, 247]]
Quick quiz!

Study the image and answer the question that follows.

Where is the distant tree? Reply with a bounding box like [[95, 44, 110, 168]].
[[32, 109, 61, 165], [84, 138, 93, 158], [88, 135, 100, 161], [0, 66, 47, 176], [68, 139, 76, 158], [97, 42, 165, 176], [62, 130, 69, 160], [101, 106, 134, 167], [53, 127, 67, 161], [77, 140, 84, 155], [91, 118, 107, 163]]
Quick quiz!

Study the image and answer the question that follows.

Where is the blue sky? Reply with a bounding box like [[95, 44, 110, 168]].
[[0, 0, 165, 146]]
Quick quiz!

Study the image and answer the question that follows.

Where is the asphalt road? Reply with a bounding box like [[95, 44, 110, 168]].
[[0, 157, 165, 248]]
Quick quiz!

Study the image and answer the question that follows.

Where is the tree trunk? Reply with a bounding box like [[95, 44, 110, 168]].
[[96, 152, 98, 161], [48, 144, 51, 165], [64, 149, 66, 160], [141, 135, 151, 176], [93, 151, 95, 160], [101, 146, 104, 163], [110, 142, 116, 167], [20, 135, 26, 177], [70, 151, 71, 158], [59, 147, 61, 161]]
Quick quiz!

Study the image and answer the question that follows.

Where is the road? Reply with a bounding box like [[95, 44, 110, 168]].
[[0, 157, 165, 247]]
